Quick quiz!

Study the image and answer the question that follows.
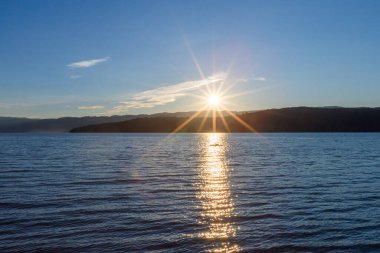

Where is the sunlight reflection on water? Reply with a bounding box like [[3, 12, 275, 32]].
[[197, 133, 240, 252], [2, 134, 380, 251]]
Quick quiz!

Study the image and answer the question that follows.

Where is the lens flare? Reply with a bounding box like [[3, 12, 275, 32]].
[[208, 95, 221, 107]]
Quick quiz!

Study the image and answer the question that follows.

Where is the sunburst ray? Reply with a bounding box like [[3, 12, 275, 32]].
[[172, 105, 208, 133], [217, 110, 231, 132], [221, 105, 257, 133], [198, 109, 211, 132]]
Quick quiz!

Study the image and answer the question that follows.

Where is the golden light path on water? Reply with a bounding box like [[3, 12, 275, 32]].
[[197, 133, 240, 252]]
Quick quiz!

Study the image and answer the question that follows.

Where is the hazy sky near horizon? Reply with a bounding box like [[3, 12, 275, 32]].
[[1, 0, 379, 118]]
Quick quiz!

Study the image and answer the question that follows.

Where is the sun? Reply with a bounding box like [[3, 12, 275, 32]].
[[170, 72, 257, 133], [208, 95, 221, 107]]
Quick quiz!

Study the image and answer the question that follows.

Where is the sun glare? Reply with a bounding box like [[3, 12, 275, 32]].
[[171, 78, 257, 133], [208, 95, 221, 107]]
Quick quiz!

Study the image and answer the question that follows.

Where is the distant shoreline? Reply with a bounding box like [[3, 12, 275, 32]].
[[2, 107, 380, 133], [71, 107, 380, 133]]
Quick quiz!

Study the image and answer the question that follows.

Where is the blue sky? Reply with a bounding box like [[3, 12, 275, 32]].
[[1, 0, 379, 118]]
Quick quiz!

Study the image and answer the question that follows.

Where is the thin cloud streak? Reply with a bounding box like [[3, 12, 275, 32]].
[[252, 76, 266, 81], [237, 75, 267, 83], [67, 57, 110, 68], [109, 73, 226, 114], [78, 105, 105, 110]]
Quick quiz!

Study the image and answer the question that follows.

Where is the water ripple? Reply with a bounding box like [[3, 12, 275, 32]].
[[1, 133, 380, 252]]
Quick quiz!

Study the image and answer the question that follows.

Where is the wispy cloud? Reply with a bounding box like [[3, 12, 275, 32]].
[[109, 73, 226, 114], [69, 75, 81, 79], [251, 75, 266, 81], [67, 57, 110, 68], [238, 74, 267, 83], [78, 105, 105, 110]]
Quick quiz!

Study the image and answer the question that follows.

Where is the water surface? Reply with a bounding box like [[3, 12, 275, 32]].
[[1, 133, 380, 252]]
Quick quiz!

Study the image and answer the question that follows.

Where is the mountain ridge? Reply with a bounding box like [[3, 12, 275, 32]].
[[2, 107, 380, 132], [0, 111, 238, 132], [70, 107, 380, 133]]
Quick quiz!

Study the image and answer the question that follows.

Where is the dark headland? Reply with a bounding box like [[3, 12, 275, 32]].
[[0, 112, 195, 132], [71, 107, 380, 133]]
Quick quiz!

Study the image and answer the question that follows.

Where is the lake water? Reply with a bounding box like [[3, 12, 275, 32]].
[[1, 133, 380, 252]]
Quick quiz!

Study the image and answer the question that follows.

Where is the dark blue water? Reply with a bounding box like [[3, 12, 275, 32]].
[[1, 133, 380, 252]]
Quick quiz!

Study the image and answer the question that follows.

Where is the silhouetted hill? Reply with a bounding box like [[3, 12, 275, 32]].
[[0, 110, 241, 132], [0, 115, 138, 132], [71, 107, 380, 133], [0, 117, 37, 126], [0, 111, 216, 132]]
